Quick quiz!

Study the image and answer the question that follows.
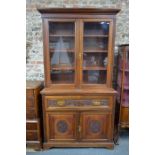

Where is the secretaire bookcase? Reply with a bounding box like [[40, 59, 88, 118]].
[[38, 8, 120, 149]]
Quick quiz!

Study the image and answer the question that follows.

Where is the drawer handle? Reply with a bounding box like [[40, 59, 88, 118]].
[[92, 100, 101, 106], [57, 100, 65, 106]]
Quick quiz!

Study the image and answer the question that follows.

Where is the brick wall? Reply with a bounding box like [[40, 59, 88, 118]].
[[26, 0, 129, 80]]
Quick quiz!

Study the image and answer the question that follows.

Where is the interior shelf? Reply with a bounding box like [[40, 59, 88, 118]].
[[84, 49, 108, 53], [121, 104, 129, 108], [119, 68, 129, 72], [50, 49, 75, 52], [83, 66, 107, 70], [84, 35, 108, 37], [117, 83, 129, 90], [51, 66, 75, 70], [49, 34, 74, 37]]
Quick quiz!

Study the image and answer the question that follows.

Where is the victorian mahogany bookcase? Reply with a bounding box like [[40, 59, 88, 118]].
[[38, 8, 120, 149]]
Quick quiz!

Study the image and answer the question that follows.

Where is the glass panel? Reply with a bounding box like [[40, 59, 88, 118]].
[[83, 70, 107, 84], [51, 70, 74, 84], [83, 53, 108, 68], [83, 22, 109, 84], [49, 22, 75, 84]]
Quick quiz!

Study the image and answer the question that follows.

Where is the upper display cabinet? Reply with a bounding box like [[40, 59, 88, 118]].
[[38, 8, 120, 88]]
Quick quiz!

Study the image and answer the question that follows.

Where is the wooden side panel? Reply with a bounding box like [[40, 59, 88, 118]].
[[26, 89, 35, 108], [26, 96, 35, 108], [80, 112, 112, 141], [26, 108, 37, 119], [26, 89, 34, 96], [120, 106, 129, 128], [46, 112, 78, 141]]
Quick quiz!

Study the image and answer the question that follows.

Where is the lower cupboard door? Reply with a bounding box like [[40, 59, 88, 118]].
[[46, 112, 78, 141], [80, 112, 112, 141]]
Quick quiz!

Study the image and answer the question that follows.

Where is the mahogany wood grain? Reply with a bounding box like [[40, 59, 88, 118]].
[[38, 8, 120, 149]]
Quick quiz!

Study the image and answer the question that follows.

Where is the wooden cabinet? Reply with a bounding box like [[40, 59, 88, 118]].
[[116, 45, 129, 128], [26, 81, 43, 149], [38, 8, 120, 149]]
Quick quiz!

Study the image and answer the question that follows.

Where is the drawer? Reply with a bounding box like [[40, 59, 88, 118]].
[[26, 108, 37, 119], [26, 89, 34, 97], [26, 96, 35, 108], [45, 96, 113, 110], [26, 131, 38, 141], [26, 121, 38, 130]]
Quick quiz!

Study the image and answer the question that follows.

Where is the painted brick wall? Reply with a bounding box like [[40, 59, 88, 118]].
[[26, 0, 129, 80]]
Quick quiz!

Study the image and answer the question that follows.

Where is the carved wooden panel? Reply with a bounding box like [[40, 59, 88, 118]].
[[81, 112, 111, 140], [89, 120, 101, 133], [47, 112, 77, 141], [47, 99, 109, 107], [56, 120, 68, 133]]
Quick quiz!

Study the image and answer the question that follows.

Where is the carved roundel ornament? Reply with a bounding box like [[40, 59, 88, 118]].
[[89, 120, 101, 133], [56, 120, 68, 133]]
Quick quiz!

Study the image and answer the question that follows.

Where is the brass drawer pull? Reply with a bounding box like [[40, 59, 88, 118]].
[[57, 100, 65, 106], [93, 100, 101, 106]]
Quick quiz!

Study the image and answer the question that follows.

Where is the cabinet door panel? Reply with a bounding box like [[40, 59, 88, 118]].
[[80, 112, 112, 141], [47, 112, 78, 141]]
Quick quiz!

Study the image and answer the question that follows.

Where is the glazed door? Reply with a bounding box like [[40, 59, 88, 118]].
[[46, 112, 78, 141], [80, 112, 112, 141], [80, 19, 114, 87], [44, 19, 79, 87]]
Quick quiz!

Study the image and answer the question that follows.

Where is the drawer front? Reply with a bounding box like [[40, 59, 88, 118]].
[[26, 122, 38, 130], [26, 131, 38, 141], [26, 108, 37, 119], [45, 96, 113, 110]]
